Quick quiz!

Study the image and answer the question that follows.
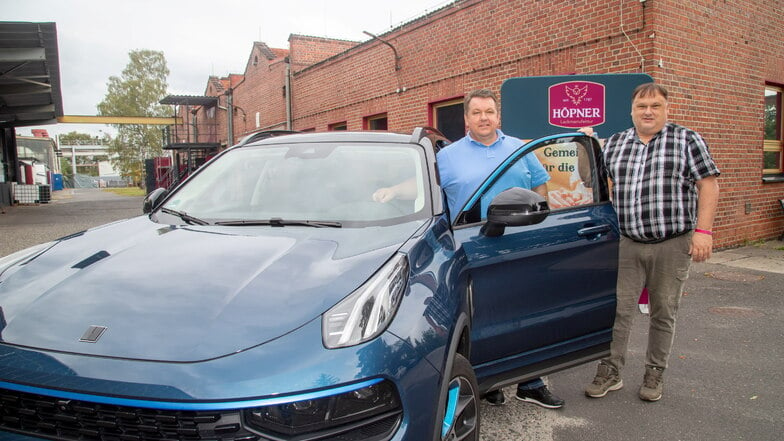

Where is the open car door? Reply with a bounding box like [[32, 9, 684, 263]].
[[451, 133, 619, 392]]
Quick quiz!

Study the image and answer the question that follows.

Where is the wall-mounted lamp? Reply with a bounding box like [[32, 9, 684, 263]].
[[363, 31, 402, 71]]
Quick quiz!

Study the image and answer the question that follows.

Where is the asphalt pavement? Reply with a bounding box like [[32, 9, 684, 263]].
[[1, 188, 783, 440], [0, 188, 145, 257], [480, 239, 784, 441]]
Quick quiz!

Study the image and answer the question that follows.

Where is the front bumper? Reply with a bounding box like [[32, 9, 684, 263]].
[[0, 319, 444, 441]]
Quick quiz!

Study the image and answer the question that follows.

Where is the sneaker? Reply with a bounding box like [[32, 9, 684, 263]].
[[484, 389, 506, 406], [585, 362, 624, 398], [639, 366, 664, 401], [638, 303, 650, 314], [515, 385, 565, 409]]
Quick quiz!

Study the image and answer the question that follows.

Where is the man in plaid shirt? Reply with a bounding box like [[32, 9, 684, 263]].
[[583, 83, 720, 402]]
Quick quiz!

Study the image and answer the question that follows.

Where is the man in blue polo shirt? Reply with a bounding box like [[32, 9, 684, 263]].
[[436, 90, 550, 222], [446, 89, 559, 408], [373, 89, 550, 222], [374, 89, 562, 409]]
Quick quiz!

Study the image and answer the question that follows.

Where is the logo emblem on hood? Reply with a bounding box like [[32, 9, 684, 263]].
[[79, 325, 107, 343]]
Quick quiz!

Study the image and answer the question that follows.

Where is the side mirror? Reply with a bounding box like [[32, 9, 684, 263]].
[[143, 187, 169, 214], [481, 187, 550, 237]]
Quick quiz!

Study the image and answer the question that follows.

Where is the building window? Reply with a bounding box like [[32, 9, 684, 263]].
[[764, 85, 783, 174], [430, 98, 464, 142], [364, 113, 388, 130], [329, 121, 347, 131]]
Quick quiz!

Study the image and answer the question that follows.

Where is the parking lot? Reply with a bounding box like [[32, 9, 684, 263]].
[[1, 188, 782, 441]]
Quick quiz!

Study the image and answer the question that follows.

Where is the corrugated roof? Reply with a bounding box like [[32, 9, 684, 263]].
[[159, 95, 219, 106], [0, 21, 63, 129]]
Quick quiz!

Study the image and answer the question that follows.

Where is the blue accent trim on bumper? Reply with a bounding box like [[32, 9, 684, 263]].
[[0, 378, 384, 411]]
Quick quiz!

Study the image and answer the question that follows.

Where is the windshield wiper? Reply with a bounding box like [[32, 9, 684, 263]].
[[159, 207, 209, 225], [215, 218, 342, 228]]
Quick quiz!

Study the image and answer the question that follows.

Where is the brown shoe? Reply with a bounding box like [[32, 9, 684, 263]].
[[585, 362, 623, 398], [638, 365, 664, 401]]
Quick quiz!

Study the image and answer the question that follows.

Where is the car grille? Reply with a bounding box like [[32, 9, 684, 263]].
[[0, 388, 400, 441]]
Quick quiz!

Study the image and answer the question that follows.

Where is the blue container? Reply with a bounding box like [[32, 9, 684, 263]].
[[52, 173, 64, 191]]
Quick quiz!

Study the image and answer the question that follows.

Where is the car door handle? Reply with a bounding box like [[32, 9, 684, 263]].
[[578, 224, 612, 239]]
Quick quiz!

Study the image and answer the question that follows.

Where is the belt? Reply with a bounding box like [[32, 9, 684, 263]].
[[622, 230, 690, 244]]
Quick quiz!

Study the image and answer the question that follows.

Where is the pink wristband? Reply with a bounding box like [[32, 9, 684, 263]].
[[695, 229, 713, 235]]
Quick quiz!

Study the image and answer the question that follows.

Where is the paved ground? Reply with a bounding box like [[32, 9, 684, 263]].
[[2, 188, 783, 440], [480, 240, 784, 441], [0, 188, 145, 257]]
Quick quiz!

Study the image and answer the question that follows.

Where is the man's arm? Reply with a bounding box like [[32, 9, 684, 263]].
[[532, 183, 548, 200], [690, 175, 720, 262], [373, 178, 417, 202]]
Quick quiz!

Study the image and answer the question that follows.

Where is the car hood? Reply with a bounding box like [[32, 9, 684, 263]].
[[0, 216, 426, 362]]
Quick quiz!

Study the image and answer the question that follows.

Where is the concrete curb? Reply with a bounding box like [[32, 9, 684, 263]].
[[709, 240, 784, 274]]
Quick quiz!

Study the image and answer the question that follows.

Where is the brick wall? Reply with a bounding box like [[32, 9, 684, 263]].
[[289, 35, 358, 72], [644, 0, 784, 246], [290, 0, 651, 130], [230, 43, 290, 140], [283, 0, 784, 247], [185, 0, 783, 247]]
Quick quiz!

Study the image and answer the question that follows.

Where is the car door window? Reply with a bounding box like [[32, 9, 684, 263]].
[[456, 135, 607, 225], [535, 140, 595, 209]]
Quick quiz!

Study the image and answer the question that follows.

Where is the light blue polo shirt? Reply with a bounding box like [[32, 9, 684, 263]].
[[437, 129, 550, 222]]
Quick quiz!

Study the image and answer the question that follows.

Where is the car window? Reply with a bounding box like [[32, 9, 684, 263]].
[[161, 142, 430, 225], [534, 140, 595, 209], [457, 136, 601, 224]]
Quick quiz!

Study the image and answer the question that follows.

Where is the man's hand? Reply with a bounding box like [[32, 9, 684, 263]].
[[373, 178, 418, 202], [372, 187, 396, 203], [691, 176, 719, 262], [577, 127, 595, 136], [689, 232, 713, 262]]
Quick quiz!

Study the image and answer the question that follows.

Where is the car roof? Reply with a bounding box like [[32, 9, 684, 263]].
[[234, 130, 300, 147]]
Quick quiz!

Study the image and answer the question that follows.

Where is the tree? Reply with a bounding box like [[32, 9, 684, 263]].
[[58, 131, 111, 177], [59, 157, 73, 178], [59, 131, 103, 145], [97, 50, 169, 186]]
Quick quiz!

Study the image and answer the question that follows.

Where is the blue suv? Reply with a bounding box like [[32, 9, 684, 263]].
[[0, 128, 618, 441]]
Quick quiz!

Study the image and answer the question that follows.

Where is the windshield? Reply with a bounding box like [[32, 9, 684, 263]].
[[159, 142, 430, 226]]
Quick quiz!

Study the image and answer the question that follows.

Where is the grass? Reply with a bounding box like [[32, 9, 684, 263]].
[[746, 239, 768, 247], [102, 187, 146, 197], [743, 238, 784, 252]]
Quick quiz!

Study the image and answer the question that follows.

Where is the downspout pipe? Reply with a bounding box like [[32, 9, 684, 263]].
[[285, 58, 292, 130], [227, 91, 234, 146], [224, 75, 246, 147]]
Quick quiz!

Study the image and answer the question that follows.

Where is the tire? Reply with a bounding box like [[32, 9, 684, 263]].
[[440, 353, 480, 441]]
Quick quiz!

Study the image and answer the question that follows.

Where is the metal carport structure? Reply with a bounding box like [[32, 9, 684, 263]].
[[0, 21, 63, 192]]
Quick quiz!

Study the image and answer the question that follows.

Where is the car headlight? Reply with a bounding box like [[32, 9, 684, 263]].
[[245, 379, 401, 437], [0, 241, 54, 279], [322, 253, 409, 349]]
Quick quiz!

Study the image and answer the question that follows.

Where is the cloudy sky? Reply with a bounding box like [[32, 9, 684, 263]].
[[5, 0, 450, 138]]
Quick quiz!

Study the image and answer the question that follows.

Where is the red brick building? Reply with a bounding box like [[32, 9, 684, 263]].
[[170, 0, 784, 248]]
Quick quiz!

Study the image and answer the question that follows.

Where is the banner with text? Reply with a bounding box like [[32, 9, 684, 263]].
[[500, 73, 653, 140]]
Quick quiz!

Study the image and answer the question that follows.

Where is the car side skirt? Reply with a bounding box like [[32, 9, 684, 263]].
[[475, 342, 609, 394]]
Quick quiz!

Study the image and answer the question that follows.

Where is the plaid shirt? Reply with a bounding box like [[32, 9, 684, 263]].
[[604, 122, 720, 243]]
